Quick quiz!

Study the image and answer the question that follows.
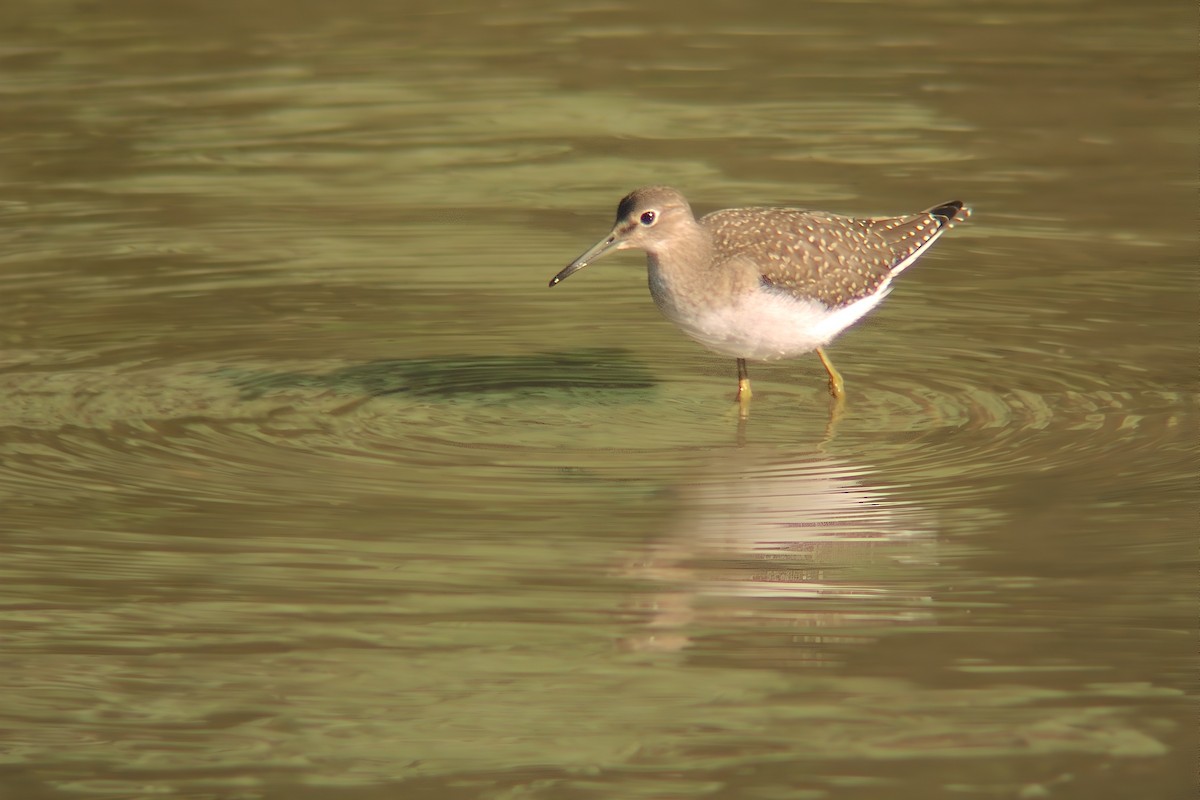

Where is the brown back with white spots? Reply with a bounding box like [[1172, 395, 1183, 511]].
[[703, 202, 968, 309]]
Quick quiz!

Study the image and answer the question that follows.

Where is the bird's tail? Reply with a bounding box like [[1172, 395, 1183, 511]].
[[927, 200, 971, 228]]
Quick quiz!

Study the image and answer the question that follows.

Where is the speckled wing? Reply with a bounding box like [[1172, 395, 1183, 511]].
[[702, 202, 967, 310]]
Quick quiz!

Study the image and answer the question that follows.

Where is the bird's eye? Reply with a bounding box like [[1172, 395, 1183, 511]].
[[639, 211, 657, 226]]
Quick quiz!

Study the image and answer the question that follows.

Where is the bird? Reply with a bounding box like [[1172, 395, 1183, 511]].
[[548, 186, 969, 405]]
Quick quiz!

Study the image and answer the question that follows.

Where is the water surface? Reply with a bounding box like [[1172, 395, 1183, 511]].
[[0, 1, 1194, 798]]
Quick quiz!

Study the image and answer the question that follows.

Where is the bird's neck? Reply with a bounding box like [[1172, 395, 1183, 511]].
[[645, 222, 731, 314]]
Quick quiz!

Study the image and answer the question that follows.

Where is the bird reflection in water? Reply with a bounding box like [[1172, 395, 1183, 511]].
[[622, 447, 938, 660]]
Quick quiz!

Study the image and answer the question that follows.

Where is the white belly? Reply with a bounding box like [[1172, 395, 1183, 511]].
[[660, 286, 891, 362]]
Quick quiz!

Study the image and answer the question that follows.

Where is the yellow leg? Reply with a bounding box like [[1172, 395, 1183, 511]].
[[816, 347, 845, 399], [736, 358, 752, 403]]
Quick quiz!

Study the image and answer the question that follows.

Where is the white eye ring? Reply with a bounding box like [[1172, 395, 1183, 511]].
[[639, 210, 657, 226]]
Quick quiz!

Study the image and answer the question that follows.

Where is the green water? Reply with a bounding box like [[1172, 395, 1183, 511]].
[[0, 1, 1193, 798]]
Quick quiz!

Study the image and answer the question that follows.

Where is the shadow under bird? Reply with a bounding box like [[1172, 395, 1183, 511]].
[[549, 186, 970, 405]]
